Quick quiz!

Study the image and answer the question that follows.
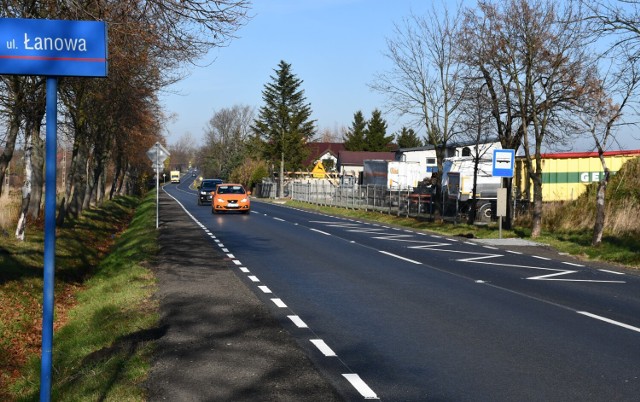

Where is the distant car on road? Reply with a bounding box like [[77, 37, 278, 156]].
[[197, 179, 223, 205], [212, 184, 251, 214]]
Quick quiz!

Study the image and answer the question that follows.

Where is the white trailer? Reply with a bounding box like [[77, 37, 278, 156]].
[[442, 156, 502, 222], [362, 160, 427, 190]]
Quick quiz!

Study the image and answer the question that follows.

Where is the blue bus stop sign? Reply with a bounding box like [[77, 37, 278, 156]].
[[492, 149, 515, 178], [0, 18, 107, 77]]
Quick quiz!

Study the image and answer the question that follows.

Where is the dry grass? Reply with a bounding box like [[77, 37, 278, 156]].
[[545, 158, 640, 238], [0, 193, 20, 233]]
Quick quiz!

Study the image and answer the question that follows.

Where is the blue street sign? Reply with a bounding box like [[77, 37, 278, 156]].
[[0, 18, 107, 77], [492, 149, 515, 177]]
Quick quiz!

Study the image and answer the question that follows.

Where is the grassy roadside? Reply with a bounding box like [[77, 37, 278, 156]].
[[1, 192, 158, 401], [281, 199, 640, 269]]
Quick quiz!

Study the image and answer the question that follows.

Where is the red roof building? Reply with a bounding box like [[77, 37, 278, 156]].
[[303, 142, 346, 171]]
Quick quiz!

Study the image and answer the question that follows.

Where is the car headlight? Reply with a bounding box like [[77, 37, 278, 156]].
[[217, 198, 225, 203], [240, 198, 248, 203], [200, 191, 207, 195]]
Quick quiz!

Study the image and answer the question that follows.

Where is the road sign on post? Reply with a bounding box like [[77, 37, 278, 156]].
[[0, 18, 108, 77], [146, 142, 170, 229], [0, 17, 108, 402], [492, 149, 515, 240], [492, 149, 515, 178]]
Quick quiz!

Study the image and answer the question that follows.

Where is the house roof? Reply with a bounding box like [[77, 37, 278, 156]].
[[540, 149, 640, 159], [304, 142, 346, 167], [338, 151, 397, 166]]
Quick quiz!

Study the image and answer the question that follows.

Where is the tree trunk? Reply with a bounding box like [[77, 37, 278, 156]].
[[28, 124, 45, 220], [118, 162, 131, 196], [82, 154, 95, 211], [15, 132, 33, 240], [279, 153, 284, 198], [592, 171, 609, 246], [530, 171, 543, 238], [0, 112, 21, 197], [110, 157, 122, 200], [468, 158, 479, 225], [57, 137, 80, 226]]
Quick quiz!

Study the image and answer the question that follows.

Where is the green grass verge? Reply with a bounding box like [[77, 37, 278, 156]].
[[8, 192, 159, 401], [283, 200, 640, 269]]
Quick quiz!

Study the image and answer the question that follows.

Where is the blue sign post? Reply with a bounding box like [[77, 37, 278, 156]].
[[492, 149, 515, 239], [1, 18, 107, 402]]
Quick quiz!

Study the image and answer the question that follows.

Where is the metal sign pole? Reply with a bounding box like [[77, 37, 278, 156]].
[[0, 18, 108, 402], [40, 76, 58, 402], [156, 144, 159, 229]]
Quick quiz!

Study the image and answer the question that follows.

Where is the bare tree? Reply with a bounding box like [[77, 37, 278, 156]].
[[459, 0, 594, 235], [457, 82, 498, 224], [370, 2, 466, 211], [2, 0, 251, 234], [200, 105, 254, 179], [575, 2, 640, 245]]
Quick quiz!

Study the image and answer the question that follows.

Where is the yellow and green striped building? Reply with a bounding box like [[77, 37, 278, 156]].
[[515, 150, 640, 202]]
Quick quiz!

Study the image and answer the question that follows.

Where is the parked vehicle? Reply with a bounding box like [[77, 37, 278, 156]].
[[442, 156, 502, 222], [362, 160, 426, 190]]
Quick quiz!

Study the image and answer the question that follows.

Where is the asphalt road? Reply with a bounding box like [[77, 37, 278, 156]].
[[152, 178, 640, 401], [144, 188, 344, 401]]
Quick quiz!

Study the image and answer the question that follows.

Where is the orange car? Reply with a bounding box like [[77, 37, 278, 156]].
[[211, 183, 251, 214]]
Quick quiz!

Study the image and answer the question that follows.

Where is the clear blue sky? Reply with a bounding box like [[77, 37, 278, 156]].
[[160, 0, 434, 145], [159, 0, 640, 152]]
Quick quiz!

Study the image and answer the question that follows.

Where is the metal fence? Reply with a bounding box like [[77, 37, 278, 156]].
[[288, 180, 437, 218]]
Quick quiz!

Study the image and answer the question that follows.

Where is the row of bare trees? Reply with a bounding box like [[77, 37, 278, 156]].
[[0, 0, 250, 239], [372, 0, 640, 245]]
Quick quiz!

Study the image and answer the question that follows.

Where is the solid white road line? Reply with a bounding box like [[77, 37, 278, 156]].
[[562, 261, 584, 267], [342, 373, 379, 399], [379, 250, 422, 265], [310, 228, 331, 236], [599, 269, 625, 275], [577, 311, 640, 333]]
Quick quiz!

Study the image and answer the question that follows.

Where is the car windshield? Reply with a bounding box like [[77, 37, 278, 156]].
[[217, 185, 245, 195], [201, 181, 220, 190]]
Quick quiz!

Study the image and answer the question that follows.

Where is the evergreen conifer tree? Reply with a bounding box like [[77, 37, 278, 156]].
[[342, 110, 367, 151], [252, 60, 315, 196], [364, 109, 394, 151], [396, 127, 423, 148]]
